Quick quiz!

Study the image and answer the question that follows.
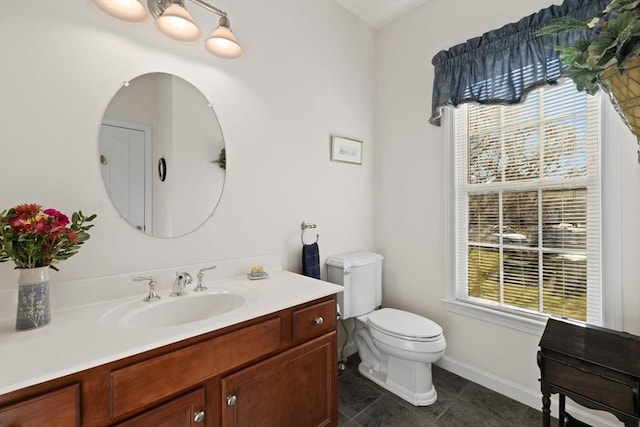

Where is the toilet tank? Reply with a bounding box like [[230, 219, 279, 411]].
[[326, 252, 383, 320]]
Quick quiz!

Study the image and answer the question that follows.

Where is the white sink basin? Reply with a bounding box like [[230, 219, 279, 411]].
[[101, 287, 256, 329]]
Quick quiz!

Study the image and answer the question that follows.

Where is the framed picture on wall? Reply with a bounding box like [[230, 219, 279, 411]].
[[331, 136, 363, 164]]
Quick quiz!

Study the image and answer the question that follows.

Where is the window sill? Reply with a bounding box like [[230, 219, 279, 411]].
[[443, 298, 548, 336]]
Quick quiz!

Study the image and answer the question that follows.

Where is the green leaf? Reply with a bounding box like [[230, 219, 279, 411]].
[[75, 233, 88, 243], [608, 0, 640, 13], [536, 18, 590, 36]]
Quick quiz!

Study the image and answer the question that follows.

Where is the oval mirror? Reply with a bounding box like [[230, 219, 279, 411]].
[[98, 72, 225, 238]]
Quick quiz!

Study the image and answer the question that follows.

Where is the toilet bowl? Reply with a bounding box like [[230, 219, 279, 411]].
[[354, 308, 446, 406], [325, 252, 447, 407]]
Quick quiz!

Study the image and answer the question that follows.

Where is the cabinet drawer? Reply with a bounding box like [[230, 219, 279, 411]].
[[0, 384, 79, 427], [111, 317, 282, 419], [116, 388, 205, 427], [545, 358, 639, 415], [293, 299, 336, 342]]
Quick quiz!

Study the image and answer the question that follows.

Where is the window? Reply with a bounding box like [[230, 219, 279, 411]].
[[449, 79, 602, 327]]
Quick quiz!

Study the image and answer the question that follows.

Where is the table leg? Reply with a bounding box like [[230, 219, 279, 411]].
[[558, 394, 566, 427], [541, 389, 551, 427]]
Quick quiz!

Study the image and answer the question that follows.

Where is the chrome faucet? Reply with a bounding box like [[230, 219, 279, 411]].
[[132, 276, 161, 302], [170, 272, 192, 297], [194, 265, 217, 292]]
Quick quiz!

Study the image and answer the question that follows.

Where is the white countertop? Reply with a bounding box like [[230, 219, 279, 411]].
[[0, 269, 343, 395]]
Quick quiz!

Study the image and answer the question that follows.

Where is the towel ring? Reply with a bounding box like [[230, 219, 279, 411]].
[[301, 221, 319, 245]]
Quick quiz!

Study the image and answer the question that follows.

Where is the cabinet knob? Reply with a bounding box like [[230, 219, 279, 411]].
[[194, 410, 205, 423], [227, 395, 237, 407], [314, 316, 324, 325]]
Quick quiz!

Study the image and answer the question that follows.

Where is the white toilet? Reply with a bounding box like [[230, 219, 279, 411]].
[[326, 252, 446, 406]]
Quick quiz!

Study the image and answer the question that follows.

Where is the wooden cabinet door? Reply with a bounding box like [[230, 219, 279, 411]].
[[221, 333, 337, 427], [116, 388, 205, 427], [0, 384, 79, 427]]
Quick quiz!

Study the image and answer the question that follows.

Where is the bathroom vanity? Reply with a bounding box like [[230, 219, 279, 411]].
[[0, 268, 341, 426]]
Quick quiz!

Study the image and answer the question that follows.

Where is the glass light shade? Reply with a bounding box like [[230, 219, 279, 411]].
[[93, 0, 147, 23], [156, 4, 201, 42], [205, 26, 243, 59]]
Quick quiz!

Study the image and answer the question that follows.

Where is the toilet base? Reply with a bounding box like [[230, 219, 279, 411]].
[[358, 359, 438, 406]]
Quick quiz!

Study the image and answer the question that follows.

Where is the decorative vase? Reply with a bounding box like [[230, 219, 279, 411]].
[[15, 266, 51, 331], [600, 56, 640, 146]]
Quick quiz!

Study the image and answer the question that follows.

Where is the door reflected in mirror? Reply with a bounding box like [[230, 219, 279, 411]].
[[99, 72, 225, 238]]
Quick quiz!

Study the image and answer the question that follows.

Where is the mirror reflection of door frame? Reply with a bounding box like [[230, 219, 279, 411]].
[[100, 118, 152, 233]]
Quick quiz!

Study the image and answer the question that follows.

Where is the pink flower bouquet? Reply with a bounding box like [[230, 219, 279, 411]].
[[0, 203, 96, 270]]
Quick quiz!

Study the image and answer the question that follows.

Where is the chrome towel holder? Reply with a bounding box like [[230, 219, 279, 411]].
[[301, 221, 319, 245]]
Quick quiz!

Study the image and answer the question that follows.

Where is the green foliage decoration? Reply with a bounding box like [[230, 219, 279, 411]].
[[538, 0, 640, 94]]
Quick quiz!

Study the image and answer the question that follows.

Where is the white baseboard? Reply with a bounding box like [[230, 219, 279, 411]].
[[436, 355, 620, 427]]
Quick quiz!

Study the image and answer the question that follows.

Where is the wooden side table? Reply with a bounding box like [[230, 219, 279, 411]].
[[538, 318, 640, 427]]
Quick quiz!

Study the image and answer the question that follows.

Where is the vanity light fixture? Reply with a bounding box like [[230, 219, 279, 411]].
[[93, 0, 148, 23], [92, 0, 243, 59], [153, 1, 201, 42], [204, 15, 242, 59]]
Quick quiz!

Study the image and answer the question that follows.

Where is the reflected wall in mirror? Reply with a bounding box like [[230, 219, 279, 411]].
[[99, 72, 225, 238]]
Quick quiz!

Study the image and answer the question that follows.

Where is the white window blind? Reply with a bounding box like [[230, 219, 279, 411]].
[[454, 79, 601, 324]]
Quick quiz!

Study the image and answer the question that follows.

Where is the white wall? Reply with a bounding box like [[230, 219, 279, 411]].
[[376, 0, 640, 421], [0, 1, 376, 288]]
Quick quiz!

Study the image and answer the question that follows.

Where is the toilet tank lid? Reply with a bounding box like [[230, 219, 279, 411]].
[[326, 252, 383, 268], [367, 308, 443, 339]]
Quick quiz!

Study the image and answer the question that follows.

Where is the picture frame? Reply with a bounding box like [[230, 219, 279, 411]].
[[331, 135, 363, 164]]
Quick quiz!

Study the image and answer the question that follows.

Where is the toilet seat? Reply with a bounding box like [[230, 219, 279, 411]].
[[367, 308, 443, 342]]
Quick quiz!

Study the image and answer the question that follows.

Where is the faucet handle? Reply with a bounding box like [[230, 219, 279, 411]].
[[133, 276, 161, 302], [194, 265, 217, 292]]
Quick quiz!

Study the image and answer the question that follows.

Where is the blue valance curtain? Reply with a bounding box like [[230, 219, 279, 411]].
[[429, 0, 608, 126]]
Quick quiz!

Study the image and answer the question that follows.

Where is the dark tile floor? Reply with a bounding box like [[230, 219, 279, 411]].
[[338, 354, 553, 427]]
